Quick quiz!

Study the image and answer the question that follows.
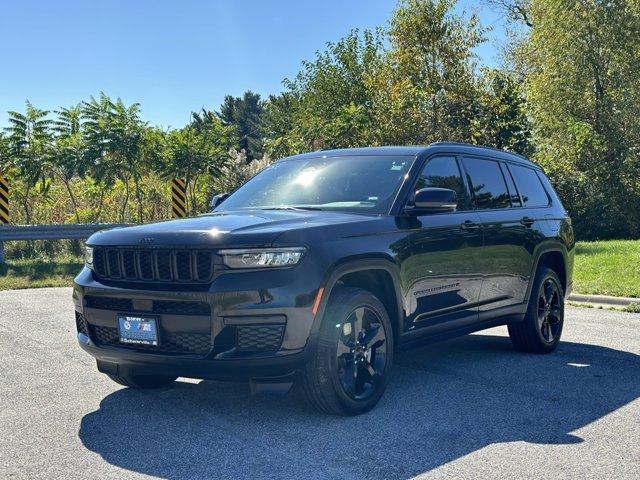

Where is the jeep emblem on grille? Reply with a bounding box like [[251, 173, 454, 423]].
[[139, 237, 155, 246]]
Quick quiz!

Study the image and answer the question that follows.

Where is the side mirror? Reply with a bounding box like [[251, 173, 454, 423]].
[[408, 187, 457, 213], [210, 192, 230, 210]]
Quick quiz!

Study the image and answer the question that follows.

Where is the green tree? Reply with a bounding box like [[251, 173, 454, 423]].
[[4, 101, 53, 224], [474, 68, 532, 156], [267, 29, 383, 155], [160, 114, 233, 214], [217, 91, 265, 160], [0, 132, 10, 172], [483, 0, 532, 27], [82, 93, 147, 223], [263, 92, 305, 158], [369, 0, 486, 145], [523, 0, 640, 238], [51, 105, 86, 222]]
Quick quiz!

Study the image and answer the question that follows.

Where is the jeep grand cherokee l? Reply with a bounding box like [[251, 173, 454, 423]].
[[73, 143, 574, 415]]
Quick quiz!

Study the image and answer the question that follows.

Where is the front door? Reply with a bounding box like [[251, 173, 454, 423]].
[[404, 156, 484, 333]]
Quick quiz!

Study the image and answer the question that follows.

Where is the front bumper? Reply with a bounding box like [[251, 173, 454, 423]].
[[78, 334, 309, 380], [73, 263, 324, 380]]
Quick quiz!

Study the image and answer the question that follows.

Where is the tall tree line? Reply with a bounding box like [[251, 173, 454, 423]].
[[1, 0, 638, 240]]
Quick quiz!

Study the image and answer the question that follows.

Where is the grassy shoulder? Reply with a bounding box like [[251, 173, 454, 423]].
[[573, 240, 640, 298], [0, 240, 638, 297], [0, 255, 83, 290]]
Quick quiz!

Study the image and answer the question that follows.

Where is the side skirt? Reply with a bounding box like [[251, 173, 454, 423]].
[[398, 304, 527, 351]]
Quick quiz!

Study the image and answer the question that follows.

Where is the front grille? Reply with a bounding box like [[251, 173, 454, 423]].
[[89, 325, 211, 355], [93, 247, 214, 283], [84, 295, 210, 316], [75, 311, 89, 336], [236, 325, 285, 352]]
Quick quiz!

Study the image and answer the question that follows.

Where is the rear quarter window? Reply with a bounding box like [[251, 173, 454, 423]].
[[509, 164, 550, 207]]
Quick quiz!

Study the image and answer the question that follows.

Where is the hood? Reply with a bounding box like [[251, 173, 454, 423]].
[[87, 209, 380, 248]]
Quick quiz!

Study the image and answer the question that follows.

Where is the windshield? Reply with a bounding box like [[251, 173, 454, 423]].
[[217, 155, 413, 214]]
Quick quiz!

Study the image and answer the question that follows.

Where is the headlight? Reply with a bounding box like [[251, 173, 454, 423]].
[[219, 247, 306, 269], [84, 245, 94, 267]]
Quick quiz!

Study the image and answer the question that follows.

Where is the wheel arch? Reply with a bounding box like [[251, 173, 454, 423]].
[[526, 243, 569, 303], [311, 257, 404, 345]]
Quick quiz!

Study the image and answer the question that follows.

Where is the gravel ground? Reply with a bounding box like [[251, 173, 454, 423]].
[[0, 287, 638, 479]]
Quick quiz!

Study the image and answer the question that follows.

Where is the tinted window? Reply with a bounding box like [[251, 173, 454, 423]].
[[500, 162, 522, 207], [510, 164, 550, 207], [415, 156, 466, 209], [219, 155, 412, 213], [537, 172, 563, 208], [462, 158, 511, 209]]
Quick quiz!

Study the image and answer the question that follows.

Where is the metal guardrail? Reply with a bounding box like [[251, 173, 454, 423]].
[[0, 223, 130, 263]]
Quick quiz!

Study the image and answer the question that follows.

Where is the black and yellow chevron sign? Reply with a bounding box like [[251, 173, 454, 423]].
[[172, 178, 187, 218], [0, 176, 9, 224]]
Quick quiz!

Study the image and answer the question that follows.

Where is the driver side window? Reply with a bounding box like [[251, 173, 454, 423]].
[[415, 156, 467, 210]]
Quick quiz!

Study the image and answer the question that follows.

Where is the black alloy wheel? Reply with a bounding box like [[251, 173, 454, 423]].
[[336, 306, 387, 400], [538, 278, 562, 343], [508, 267, 565, 354], [301, 287, 394, 415]]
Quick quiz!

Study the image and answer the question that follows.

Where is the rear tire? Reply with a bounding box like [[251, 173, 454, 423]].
[[508, 267, 564, 353], [301, 287, 394, 416], [106, 373, 177, 390]]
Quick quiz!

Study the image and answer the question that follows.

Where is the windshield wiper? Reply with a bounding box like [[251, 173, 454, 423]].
[[261, 205, 323, 211]]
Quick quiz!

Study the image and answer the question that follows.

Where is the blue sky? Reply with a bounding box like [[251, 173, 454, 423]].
[[0, 0, 505, 129]]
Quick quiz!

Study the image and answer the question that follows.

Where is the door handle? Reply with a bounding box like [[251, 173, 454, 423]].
[[460, 220, 480, 232], [520, 216, 535, 228]]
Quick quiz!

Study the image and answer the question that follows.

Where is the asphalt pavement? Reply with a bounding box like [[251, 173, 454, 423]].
[[0, 287, 638, 479]]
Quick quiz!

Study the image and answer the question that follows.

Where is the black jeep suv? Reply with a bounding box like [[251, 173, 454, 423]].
[[74, 143, 574, 415]]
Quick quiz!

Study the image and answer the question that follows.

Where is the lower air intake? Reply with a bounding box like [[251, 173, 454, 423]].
[[236, 325, 285, 352]]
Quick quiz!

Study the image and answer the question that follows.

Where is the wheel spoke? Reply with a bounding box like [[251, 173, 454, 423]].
[[370, 338, 386, 351], [543, 281, 553, 304], [549, 307, 561, 321], [537, 312, 546, 330], [353, 307, 364, 338], [336, 305, 387, 400], [341, 361, 356, 394], [337, 338, 352, 356], [360, 322, 382, 347], [544, 321, 553, 342], [366, 362, 377, 379]]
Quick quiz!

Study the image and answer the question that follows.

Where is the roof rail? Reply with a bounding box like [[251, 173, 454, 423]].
[[428, 141, 529, 161]]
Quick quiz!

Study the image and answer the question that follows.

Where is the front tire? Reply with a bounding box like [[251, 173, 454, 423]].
[[301, 287, 394, 416], [106, 373, 177, 390], [508, 267, 564, 353]]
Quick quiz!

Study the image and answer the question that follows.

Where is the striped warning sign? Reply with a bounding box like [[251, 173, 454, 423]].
[[0, 176, 9, 224], [172, 178, 187, 218]]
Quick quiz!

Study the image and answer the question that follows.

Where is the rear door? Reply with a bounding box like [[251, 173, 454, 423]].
[[405, 156, 484, 333], [460, 157, 533, 311], [507, 162, 554, 290]]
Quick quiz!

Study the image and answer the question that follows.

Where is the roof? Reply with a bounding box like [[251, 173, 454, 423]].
[[278, 142, 538, 169]]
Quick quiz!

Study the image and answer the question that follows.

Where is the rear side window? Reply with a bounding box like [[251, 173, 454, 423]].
[[509, 164, 550, 207], [416, 156, 467, 209], [462, 158, 511, 209]]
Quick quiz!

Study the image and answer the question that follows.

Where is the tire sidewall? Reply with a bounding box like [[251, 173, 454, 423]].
[[529, 268, 565, 350], [317, 289, 394, 414]]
